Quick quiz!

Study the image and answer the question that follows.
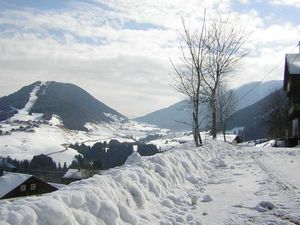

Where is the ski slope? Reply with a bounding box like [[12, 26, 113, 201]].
[[10, 83, 44, 122], [0, 142, 299, 225]]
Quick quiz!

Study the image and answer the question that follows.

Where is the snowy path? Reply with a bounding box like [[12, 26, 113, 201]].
[[194, 146, 300, 224], [46, 144, 69, 156]]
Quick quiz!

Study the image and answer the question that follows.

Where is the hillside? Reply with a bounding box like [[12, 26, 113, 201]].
[[233, 80, 282, 111], [135, 80, 283, 131], [0, 81, 126, 131], [0, 81, 40, 121], [226, 88, 287, 140], [30, 81, 127, 130], [135, 100, 193, 131], [0, 81, 165, 164]]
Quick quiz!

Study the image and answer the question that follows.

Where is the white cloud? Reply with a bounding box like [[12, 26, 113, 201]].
[[238, 0, 249, 4], [0, 0, 299, 116], [0, 56, 180, 117]]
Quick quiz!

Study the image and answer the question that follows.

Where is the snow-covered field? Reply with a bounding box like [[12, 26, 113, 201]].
[[0, 141, 299, 225], [0, 83, 167, 165], [0, 119, 166, 165]]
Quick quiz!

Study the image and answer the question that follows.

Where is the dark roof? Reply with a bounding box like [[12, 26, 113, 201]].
[[284, 54, 300, 90], [0, 172, 58, 199], [0, 172, 32, 198]]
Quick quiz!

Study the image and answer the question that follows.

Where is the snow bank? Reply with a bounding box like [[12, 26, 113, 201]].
[[254, 201, 275, 212], [255, 140, 276, 148], [0, 141, 233, 225]]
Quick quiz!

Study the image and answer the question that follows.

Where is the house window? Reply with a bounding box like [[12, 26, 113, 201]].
[[30, 183, 37, 191], [20, 184, 26, 192]]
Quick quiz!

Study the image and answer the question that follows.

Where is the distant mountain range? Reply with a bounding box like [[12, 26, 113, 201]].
[[233, 80, 282, 111], [0, 79, 284, 138], [0, 81, 126, 131], [135, 80, 283, 131], [135, 100, 193, 131]]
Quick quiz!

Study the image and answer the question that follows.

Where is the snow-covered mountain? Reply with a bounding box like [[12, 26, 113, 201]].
[[0, 81, 166, 165], [0, 81, 126, 131], [135, 100, 194, 131], [135, 80, 283, 131], [233, 80, 283, 111]]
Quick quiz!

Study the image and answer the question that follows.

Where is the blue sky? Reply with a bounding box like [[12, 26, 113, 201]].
[[233, 1, 300, 24], [0, 0, 299, 117]]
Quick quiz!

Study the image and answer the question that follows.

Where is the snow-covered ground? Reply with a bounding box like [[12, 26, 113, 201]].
[[0, 141, 299, 225], [0, 83, 167, 165], [0, 119, 166, 165]]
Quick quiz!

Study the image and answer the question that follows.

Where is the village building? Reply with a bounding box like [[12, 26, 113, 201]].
[[216, 134, 242, 145], [63, 168, 90, 183], [0, 170, 58, 200], [283, 51, 300, 143]]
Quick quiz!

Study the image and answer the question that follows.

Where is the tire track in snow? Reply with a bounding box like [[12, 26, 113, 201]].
[[253, 157, 299, 197], [253, 157, 300, 225]]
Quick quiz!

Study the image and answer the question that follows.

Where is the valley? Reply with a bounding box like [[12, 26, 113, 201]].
[[1, 1, 300, 224]]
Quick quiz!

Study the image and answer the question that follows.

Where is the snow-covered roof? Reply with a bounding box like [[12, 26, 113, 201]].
[[286, 54, 300, 75], [0, 172, 32, 198], [63, 169, 88, 179], [49, 182, 67, 189], [216, 134, 239, 143]]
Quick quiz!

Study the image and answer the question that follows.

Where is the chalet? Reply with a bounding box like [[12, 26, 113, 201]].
[[217, 134, 242, 145], [283, 51, 300, 143], [63, 169, 89, 182], [0, 171, 58, 200]]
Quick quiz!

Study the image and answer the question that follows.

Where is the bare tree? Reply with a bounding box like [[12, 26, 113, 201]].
[[170, 14, 210, 147], [216, 84, 236, 142], [171, 13, 248, 145], [201, 16, 248, 139]]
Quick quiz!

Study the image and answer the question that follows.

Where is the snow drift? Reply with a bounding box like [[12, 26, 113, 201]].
[[0, 141, 233, 225]]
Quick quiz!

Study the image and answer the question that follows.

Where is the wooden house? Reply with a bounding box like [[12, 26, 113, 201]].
[[0, 171, 58, 200], [283, 52, 300, 142], [216, 134, 242, 145]]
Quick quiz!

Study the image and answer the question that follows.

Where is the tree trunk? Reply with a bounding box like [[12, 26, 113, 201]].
[[192, 112, 200, 147], [223, 126, 226, 142], [193, 127, 200, 147], [192, 107, 203, 147], [211, 93, 217, 139], [198, 130, 203, 145]]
